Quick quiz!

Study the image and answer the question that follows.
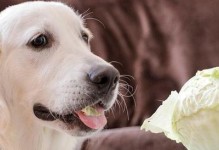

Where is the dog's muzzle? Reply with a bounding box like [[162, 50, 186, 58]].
[[33, 65, 119, 130]]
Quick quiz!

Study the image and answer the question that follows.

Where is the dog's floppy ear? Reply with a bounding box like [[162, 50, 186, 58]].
[[0, 94, 10, 135], [0, 15, 10, 134], [0, 21, 1, 55], [0, 94, 11, 149]]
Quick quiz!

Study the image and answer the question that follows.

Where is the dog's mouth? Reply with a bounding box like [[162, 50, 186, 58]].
[[33, 103, 107, 130]]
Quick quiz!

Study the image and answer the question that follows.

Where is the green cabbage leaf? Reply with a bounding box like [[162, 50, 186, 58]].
[[141, 67, 219, 150]]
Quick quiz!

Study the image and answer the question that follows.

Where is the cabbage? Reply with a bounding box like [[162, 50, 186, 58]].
[[81, 106, 101, 116], [141, 67, 219, 150]]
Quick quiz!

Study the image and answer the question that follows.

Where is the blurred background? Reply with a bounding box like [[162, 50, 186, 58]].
[[1, 0, 219, 149]]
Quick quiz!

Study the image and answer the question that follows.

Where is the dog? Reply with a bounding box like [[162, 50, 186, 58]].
[[0, 1, 119, 150]]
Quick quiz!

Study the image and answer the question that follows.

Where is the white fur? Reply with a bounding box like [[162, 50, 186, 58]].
[[0, 1, 118, 150]]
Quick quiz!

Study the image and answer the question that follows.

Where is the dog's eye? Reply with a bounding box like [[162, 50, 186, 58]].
[[81, 32, 89, 43], [31, 34, 48, 48]]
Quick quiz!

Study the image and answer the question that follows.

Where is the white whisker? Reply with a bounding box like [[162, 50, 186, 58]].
[[109, 61, 123, 66], [120, 74, 135, 81], [81, 12, 93, 20], [118, 93, 130, 120], [84, 17, 105, 28], [80, 8, 91, 17]]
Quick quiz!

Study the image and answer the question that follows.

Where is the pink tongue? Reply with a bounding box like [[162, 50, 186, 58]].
[[75, 108, 107, 129]]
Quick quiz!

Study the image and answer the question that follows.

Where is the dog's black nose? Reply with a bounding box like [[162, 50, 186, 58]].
[[88, 65, 119, 93]]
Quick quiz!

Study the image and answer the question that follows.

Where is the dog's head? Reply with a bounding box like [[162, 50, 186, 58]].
[[0, 1, 119, 136]]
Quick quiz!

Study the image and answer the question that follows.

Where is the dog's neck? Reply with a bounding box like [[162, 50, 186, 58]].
[[1, 124, 82, 150], [0, 110, 83, 150]]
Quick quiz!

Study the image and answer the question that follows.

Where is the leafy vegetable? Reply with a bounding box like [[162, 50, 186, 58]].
[[81, 106, 101, 116], [141, 67, 219, 150]]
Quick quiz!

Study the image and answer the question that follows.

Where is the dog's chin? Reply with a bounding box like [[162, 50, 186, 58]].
[[33, 103, 108, 136]]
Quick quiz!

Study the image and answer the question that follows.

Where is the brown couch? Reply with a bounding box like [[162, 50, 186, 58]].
[[2, 0, 219, 149]]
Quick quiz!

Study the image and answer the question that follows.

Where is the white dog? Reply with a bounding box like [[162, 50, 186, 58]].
[[0, 1, 119, 150]]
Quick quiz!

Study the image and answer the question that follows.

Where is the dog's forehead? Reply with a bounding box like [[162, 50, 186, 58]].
[[2, 1, 81, 21], [0, 2, 84, 40]]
